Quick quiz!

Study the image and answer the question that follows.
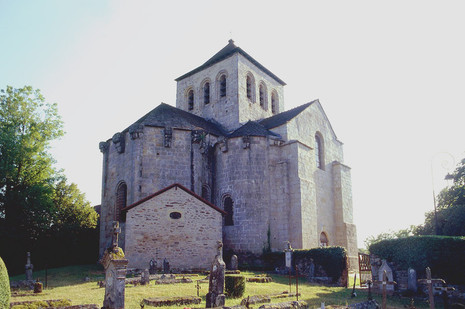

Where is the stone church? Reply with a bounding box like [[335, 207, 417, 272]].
[[98, 40, 358, 270]]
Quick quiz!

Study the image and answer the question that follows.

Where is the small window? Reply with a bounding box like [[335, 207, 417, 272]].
[[204, 82, 210, 104], [315, 134, 324, 170], [220, 75, 226, 97], [320, 232, 329, 247], [188, 89, 194, 110], [246, 76, 252, 100], [223, 196, 234, 226], [169, 212, 182, 219], [259, 84, 265, 107], [116, 182, 127, 222], [271, 91, 278, 114]]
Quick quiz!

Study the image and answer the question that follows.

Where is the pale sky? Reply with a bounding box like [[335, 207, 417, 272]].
[[1, 1, 464, 248]]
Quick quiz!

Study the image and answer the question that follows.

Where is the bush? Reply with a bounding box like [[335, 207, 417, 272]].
[[0, 256, 9, 309], [369, 236, 465, 284], [225, 275, 245, 298]]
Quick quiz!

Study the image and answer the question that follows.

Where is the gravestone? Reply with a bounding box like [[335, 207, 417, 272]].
[[284, 241, 293, 270], [378, 260, 394, 292], [407, 268, 417, 293], [308, 258, 315, 279], [149, 258, 157, 274], [101, 221, 128, 309], [25, 252, 33, 281], [206, 241, 225, 308], [163, 258, 170, 274], [141, 269, 150, 285], [230, 255, 238, 271]]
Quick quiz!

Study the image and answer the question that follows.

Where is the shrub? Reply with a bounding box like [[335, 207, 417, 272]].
[[0, 256, 9, 309], [369, 236, 465, 284], [225, 275, 245, 298], [263, 246, 348, 283]]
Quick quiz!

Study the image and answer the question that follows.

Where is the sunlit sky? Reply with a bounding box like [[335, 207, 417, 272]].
[[1, 1, 464, 248]]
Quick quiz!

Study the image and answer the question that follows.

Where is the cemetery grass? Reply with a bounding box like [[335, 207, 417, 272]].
[[9, 265, 430, 308]]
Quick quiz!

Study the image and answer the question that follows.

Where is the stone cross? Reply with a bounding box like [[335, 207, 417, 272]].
[[382, 270, 387, 309], [206, 241, 225, 308], [426, 267, 435, 309], [101, 221, 128, 309], [111, 221, 121, 250], [25, 252, 33, 281]]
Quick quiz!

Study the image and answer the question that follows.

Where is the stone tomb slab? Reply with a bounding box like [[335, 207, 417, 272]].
[[142, 296, 201, 307]]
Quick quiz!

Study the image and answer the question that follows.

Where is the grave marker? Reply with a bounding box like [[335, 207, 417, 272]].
[[206, 241, 225, 308]]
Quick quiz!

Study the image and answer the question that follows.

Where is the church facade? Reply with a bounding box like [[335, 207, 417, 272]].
[[98, 40, 358, 269]]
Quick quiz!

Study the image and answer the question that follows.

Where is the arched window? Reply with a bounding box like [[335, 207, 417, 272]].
[[320, 232, 329, 247], [259, 83, 267, 109], [246, 75, 253, 100], [223, 195, 234, 226], [219, 75, 226, 97], [315, 133, 324, 170], [116, 182, 127, 222], [188, 89, 194, 110], [271, 91, 278, 114], [203, 82, 210, 104]]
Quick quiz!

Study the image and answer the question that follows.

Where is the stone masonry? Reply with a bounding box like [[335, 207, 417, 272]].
[[99, 40, 358, 270], [124, 184, 224, 270]]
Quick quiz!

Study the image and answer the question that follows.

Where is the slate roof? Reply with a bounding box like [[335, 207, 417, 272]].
[[124, 103, 227, 136], [121, 183, 227, 215], [175, 40, 286, 86], [259, 100, 317, 129], [228, 121, 281, 138]]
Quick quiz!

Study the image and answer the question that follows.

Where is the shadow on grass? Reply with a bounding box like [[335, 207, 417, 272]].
[[9, 264, 104, 288]]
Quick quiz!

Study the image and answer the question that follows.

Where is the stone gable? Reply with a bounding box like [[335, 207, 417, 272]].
[[124, 184, 224, 270]]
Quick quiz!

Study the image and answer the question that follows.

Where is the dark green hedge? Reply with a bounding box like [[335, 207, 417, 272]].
[[0, 256, 10, 309], [225, 275, 245, 298], [263, 246, 348, 282], [369, 236, 465, 284]]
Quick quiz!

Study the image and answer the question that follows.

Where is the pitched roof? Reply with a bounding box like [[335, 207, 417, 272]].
[[122, 183, 227, 215], [124, 103, 226, 136], [259, 100, 317, 129], [228, 120, 281, 138], [175, 40, 286, 86]]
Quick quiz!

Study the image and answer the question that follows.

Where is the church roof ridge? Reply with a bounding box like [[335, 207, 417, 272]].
[[122, 103, 227, 136], [122, 183, 227, 215], [259, 100, 318, 129], [175, 40, 286, 86], [228, 120, 281, 138]]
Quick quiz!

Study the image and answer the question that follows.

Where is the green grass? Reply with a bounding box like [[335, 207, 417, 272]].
[[9, 265, 429, 308]]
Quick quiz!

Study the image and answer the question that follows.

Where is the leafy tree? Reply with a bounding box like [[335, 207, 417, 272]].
[[0, 86, 98, 273], [52, 178, 98, 231], [415, 158, 465, 236], [0, 85, 64, 244], [364, 226, 416, 249]]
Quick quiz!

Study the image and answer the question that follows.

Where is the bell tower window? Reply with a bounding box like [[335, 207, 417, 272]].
[[271, 91, 278, 114], [220, 75, 226, 97], [203, 82, 210, 104], [188, 89, 194, 110]]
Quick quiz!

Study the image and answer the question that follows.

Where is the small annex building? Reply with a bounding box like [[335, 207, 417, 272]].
[[122, 183, 226, 270]]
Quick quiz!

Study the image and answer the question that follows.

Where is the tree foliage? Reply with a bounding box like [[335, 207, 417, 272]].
[[0, 86, 98, 274], [0, 86, 63, 234], [415, 158, 465, 236], [366, 156, 465, 248]]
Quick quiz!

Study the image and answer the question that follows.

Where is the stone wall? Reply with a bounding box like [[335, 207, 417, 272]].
[[124, 185, 223, 270]]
